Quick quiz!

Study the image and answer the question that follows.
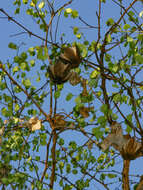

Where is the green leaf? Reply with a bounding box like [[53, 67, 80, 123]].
[[27, 156, 32, 163], [28, 47, 35, 56], [0, 82, 6, 90], [126, 125, 132, 133], [71, 10, 78, 18], [90, 40, 96, 52], [1, 177, 9, 185], [57, 84, 64, 91], [65, 8, 72, 14], [123, 24, 130, 30], [15, 104, 20, 112], [113, 93, 121, 103], [127, 36, 133, 42], [106, 34, 112, 43], [105, 53, 111, 62], [15, 7, 20, 14], [112, 64, 118, 73], [14, 86, 22, 93], [77, 43, 87, 57], [73, 27, 79, 34], [54, 91, 61, 99], [59, 161, 64, 169], [21, 52, 27, 60], [1, 107, 10, 117], [69, 141, 77, 149], [14, 56, 20, 63], [74, 96, 81, 104], [30, 0, 37, 7], [84, 40, 89, 45], [66, 164, 71, 173], [112, 83, 119, 88], [97, 116, 107, 125], [107, 173, 117, 179], [72, 169, 78, 174], [88, 78, 98, 88], [135, 53, 143, 64], [30, 59, 35, 67], [13, 66, 19, 73], [100, 104, 108, 114], [59, 138, 64, 145], [64, 11, 68, 18], [26, 8, 34, 16], [66, 93, 73, 101], [82, 47, 87, 58], [23, 0, 28, 4], [76, 33, 81, 39], [40, 133, 47, 146], [106, 18, 114, 26], [38, 1, 45, 9], [37, 47, 48, 61], [90, 69, 100, 79], [112, 113, 118, 120], [139, 10, 143, 18], [22, 78, 31, 89], [20, 62, 27, 71], [8, 43, 17, 50], [100, 173, 106, 180], [3, 94, 12, 102], [92, 127, 103, 140]]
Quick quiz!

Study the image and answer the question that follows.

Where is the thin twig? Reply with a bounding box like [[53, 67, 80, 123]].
[[79, 16, 98, 29], [0, 63, 48, 118], [49, 131, 58, 189], [40, 134, 53, 182], [0, 8, 53, 44]]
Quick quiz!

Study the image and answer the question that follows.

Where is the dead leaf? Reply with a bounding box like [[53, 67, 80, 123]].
[[53, 114, 66, 129], [28, 117, 42, 131], [0, 126, 4, 136], [87, 140, 93, 149], [79, 106, 94, 118], [69, 72, 81, 86]]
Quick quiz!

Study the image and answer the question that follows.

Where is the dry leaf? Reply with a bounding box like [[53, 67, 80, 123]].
[[28, 117, 42, 131], [53, 114, 66, 129], [87, 140, 93, 150], [79, 107, 90, 118], [69, 72, 81, 86], [0, 126, 4, 136], [79, 106, 94, 118]]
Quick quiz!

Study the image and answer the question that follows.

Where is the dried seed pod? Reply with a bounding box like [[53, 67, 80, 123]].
[[48, 60, 72, 84], [48, 45, 81, 84], [60, 46, 81, 69]]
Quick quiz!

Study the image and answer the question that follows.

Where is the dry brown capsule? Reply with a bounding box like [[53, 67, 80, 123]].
[[48, 60, 72, 84], [48, 45, 81, 84], [60, 46, 81, 69]]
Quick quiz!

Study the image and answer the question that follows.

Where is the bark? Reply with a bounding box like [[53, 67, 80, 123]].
[[122, 159, 130, 190]]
